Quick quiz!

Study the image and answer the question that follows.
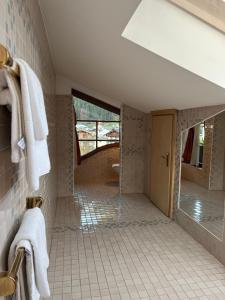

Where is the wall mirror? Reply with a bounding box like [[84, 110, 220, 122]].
[[179, 111, 225, 240]]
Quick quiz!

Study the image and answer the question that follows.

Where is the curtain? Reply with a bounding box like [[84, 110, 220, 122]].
[[182, 127, 195, 163]]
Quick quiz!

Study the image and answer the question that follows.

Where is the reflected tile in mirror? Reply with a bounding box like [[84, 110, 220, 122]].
[[180, 179, 224, 239]]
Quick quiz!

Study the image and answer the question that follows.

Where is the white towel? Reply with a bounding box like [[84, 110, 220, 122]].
[[16, 59, 48, 140], [15, 59, 51, 191], [0, 70, 23, 163], [9, 208, 50, 299], [15, 240, 40, 300]]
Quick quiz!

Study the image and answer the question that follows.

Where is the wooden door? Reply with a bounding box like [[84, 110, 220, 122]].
[[150, 111, 176, 217]]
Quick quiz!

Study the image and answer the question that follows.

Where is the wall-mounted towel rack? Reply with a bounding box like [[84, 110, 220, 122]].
[[0, 196, 43, 297], [0, 44, 19, 77]]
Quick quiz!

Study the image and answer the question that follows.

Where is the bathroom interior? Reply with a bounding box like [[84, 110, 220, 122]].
[[2, 0, 225, 299]]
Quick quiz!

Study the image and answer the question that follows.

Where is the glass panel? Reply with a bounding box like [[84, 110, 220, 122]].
[[179, 113, 225, 240], [98, 122, 120, 140], [76, 121, 96, 140], [79, 141, 96, 156], [97, 141, 118, 148], [74, 97, 120, 121]]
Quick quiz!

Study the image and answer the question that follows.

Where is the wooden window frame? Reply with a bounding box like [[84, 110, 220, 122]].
[[72, 89, 120, 160]]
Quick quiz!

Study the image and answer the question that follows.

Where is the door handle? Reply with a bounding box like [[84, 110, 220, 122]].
[[161, 152, 169, 167]]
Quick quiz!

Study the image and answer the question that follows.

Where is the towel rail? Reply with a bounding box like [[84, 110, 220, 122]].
[[0, 44, 20, 77], [0, 196, 43, 297]]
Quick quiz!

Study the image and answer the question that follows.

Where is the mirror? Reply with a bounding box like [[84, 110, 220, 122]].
[[179, 111, 225, 240]]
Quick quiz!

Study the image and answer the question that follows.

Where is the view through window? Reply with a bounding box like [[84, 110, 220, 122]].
[[73, 92, 120, 157]]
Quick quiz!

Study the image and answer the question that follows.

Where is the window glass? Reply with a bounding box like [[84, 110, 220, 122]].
[[97, 141, 117, 148], [74, 97, 119, 121], [98, 122, 120, 140], [73, 95, 120, 157], [77, 122, 96, 140], [199, 123, 205, 145], [79, 141, 96, 156]]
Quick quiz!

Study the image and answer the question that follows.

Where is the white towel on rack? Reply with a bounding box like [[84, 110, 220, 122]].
[[0, 70, 23, 163], [15, 240, 40, 300], [9, 208, 50, 300], [16, 59, 48, 140], [15, 59, 51, 191]]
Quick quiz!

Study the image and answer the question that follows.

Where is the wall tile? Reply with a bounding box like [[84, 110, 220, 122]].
[[0, 2, 57, 299], [75, 147, 120, 184], [56, 95, 74, 197], [120, 105, 147, 194]]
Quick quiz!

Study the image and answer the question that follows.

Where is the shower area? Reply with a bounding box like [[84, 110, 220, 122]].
[[73, 89, 120, 190]]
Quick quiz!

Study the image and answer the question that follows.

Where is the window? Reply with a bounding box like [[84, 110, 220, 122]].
[[197, 122, 205, 168], [73, 89, 120, 158], [199, 122, 205, 146]]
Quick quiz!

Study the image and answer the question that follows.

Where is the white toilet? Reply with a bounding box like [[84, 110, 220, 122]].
[[112, 163, 120, 175]]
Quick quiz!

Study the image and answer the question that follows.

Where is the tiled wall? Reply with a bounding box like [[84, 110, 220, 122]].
[[75, 147, 120, 184], [120, 105, 147, 194], [144, 113, 151, 198], [0, 0, 57, 291], [0, 106, 17, 199], [56, 95, 74, 197], [210, 111, 225, 190], [174, 104, 225, 265]]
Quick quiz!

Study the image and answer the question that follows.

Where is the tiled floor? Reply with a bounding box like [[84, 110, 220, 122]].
[[48, 182, 225, 300], [180, 179, 225, 239]]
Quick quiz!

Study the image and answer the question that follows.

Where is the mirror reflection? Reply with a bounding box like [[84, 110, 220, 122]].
[[179, 111, 225, 240]]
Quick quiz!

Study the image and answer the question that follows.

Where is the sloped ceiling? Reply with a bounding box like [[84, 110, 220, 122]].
[[39, 0, 225, 112], [123, 0, 225, 91]]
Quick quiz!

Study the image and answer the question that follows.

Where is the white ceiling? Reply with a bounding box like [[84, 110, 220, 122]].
[[39, 0, 225, 112]]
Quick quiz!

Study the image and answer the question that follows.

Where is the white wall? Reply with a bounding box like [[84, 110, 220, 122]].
[[56, 75, 121, 108], [122, 0, 225, 89]]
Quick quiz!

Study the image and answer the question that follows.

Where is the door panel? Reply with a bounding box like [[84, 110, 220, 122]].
[[150, 114, 174, 216]]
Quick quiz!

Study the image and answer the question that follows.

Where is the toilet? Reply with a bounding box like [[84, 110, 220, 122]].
[[112, 163, 120, 175]]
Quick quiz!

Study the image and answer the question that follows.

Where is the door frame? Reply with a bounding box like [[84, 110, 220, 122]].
[[151, 109, 177, 218]]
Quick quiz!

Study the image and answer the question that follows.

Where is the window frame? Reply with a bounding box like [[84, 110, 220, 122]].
[[72, 89, 120, 160]]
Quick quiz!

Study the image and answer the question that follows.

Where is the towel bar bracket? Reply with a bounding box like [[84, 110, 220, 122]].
[[0, 247, 24, 296], [26, 196, 43, 209], [0, 272, 17, 297], [0, 44, 20, 77]]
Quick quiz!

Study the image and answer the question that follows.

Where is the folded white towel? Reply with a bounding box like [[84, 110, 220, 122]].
[[0, 70, 23, 163], [16, 59, 51, 191], [9, 208, 50, 299]]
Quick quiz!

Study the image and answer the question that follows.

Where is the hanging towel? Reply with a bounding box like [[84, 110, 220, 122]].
[[15, 59, 51, 191], [17, 258, 30, 300], [16, 59, 48, 140], [13, 240, 40, 300], [9, 208, 50, 300], [0, 70, 23, 163]]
